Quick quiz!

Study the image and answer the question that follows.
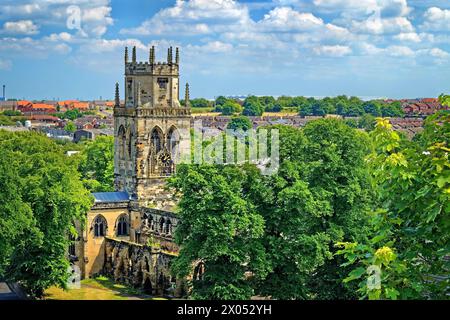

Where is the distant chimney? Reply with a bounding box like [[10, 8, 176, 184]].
[[2, 85, 5, 100]]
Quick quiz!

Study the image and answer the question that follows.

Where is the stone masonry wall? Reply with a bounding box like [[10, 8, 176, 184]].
[[103, 237, 186, 297]]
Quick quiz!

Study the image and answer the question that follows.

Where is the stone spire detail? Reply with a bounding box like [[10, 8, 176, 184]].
[[125, 47, 129, 64], [132, 46, 137, 63], [151, 46, 156, 64], [167, 47, 173, 64], [137, 82, 141, 107], [185, 83, 190, 108], [149, 46, 155, 64], [175, 47, 180, 64], [115, 83, 120, 107]]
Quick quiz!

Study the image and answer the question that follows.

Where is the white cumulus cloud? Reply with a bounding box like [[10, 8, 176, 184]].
[[2, 20, 39, 35]]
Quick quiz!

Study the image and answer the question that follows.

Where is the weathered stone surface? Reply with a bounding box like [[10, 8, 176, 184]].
[[74, 47, 190, 297]]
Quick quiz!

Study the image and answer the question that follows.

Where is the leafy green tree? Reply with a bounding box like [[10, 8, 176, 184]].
[[256, 120, 373, 299], [221, 101, 242, 115], [0, 130, 92, 297], [363, 101, 382, 116], [168, 165, 268, 300], [265, 103, 282, 112], [439, 94, 450, 106], [276, 96, 293, 110], [0, 115, 15, 126], [215, 96, 229, 107], [64, 121, 77, 133], [171, 120, 374, 300], [299, 103, 313, 116], [345, 118, 358, 128], [311, 100, 327, 116], [227, 116, 252, 131], [191, 98, 212, 108], [337, 114, 449, 299], [290, 96, 309, 110], [79, 136, 115, 192], [358, 114, 376, 131], [380, 101, 404, 117], [243, 96, 264, 116], [346, 104, 365, 117], [2, 110, 22, 116], [56, 109, 83, 121], [336, 101, 349, 116]]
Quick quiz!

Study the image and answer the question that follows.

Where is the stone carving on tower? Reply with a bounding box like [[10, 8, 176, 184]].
[[113, 46, 191, 210]]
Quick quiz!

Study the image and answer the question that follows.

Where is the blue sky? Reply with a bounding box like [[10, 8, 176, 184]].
[[1, 0, 450, 100]]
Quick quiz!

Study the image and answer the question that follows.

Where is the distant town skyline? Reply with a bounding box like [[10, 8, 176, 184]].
[[1, 0, 450, 100]]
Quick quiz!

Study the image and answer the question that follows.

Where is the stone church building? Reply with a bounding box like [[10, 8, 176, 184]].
[[73, 46, 192, 297]]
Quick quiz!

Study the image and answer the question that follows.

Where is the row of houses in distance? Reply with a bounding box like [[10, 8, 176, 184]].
[[0, 99, 116, 113], [385, 98, 448, 116]]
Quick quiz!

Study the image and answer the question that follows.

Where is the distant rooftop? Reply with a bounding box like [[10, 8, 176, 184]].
[[92, 191, 130, 203]]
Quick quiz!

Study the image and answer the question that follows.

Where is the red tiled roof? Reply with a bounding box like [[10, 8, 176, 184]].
[[29, 115, 60, 121], [17, 100, 32, 106], [71, 102, 89, 109], [58, 100, 79, 105], [31, 103, 57, 111]]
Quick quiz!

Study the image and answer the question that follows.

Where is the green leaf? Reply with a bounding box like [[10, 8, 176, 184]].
[[385, 288, 400, 300], [343, 267, 366, 283]]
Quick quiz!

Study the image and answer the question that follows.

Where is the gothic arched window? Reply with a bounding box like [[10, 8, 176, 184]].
[[150, 127, 163, 154], [159, 217, 165, 234], [165, 219, 172, 235], [127, 128, 133, 160], [116, 215, 129, 236], [117, 125, 126, 160], [149, 127, 164, 176], [93, 215, 107, 237], [148, 215, 155, 231]]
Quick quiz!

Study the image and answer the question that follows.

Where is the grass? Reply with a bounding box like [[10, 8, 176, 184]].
[[44, 276, 166, 300]]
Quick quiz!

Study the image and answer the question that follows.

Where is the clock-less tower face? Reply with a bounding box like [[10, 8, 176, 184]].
[[114, 46, 191, 210]]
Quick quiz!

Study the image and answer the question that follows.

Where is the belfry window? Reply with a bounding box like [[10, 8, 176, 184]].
[[157, 78, 168, 90], [151, 129, 163, 154], [117, 215, 129, 236], [94, 215, 107, 237]]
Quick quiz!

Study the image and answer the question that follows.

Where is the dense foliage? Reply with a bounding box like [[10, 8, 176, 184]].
[[184, 95, 405, 117], [170, 119, 375, 299], [78, 135, 115, 192], [54, 109, 96, 121], [337, 113, 449, 299], [0, 130, 92, 297], [169, 165, 267, 299], [227, 116, 253, 131]]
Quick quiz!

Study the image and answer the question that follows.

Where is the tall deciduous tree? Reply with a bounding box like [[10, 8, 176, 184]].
[[255, 120, 373, 299], [79, 135, 115, 192], [0, 130, 92, 297], [337, 113, 449, 299], [170, 119, 374, 299], [168, 165, 268, 300]]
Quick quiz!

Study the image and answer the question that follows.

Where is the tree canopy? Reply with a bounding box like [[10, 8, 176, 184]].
[[0, 130, 92, 297], [78, 135, 115, 192], [337, 113, 449, 300], [169, 119, 375, 299]]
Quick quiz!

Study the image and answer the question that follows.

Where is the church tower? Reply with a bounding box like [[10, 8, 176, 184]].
[[114, 46, 191, 210]]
